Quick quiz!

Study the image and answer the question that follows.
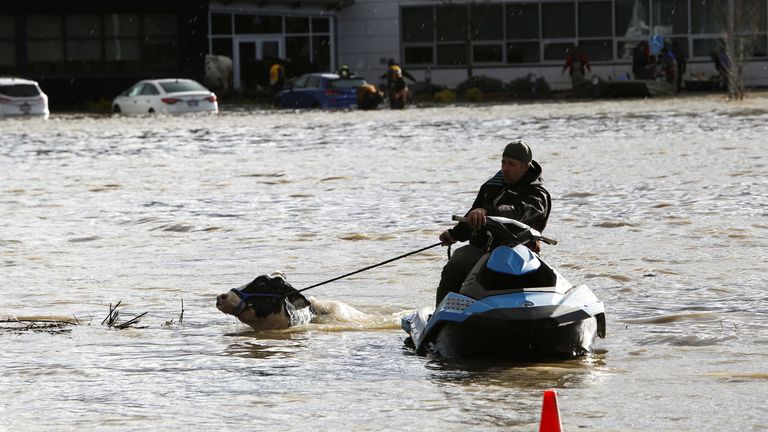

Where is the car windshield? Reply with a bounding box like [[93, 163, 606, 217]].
[[159, 81, 208, 93], [0, 84, 40, 97], [329, 78, 366, 89]]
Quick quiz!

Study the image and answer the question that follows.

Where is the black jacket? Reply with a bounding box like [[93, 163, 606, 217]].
[[448, 160, 551, 250]]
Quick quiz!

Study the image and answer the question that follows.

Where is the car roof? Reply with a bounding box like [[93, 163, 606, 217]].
[[303, 73, 341, 79], [0, 76, 39, 86], [143, 78, 198, 84]]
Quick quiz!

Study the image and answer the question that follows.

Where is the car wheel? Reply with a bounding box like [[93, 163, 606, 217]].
[[311, 100, 321, 109], [148, 108, 155, 114], [112, 105, 121, 113]]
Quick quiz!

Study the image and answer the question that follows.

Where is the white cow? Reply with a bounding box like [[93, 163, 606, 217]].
[[204, 54, 233, 93]]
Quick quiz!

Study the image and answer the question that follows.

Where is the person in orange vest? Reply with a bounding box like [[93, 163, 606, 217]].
[[269, 60, 286, 94], [380, 59, 415, 107]]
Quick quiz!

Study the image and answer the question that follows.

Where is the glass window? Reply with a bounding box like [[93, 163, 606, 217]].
[[747, 35, 767, 57], [65, 40, 101, 61], [143, 38, 177, 70], [286, 17, 309, 33], [211, 13, 232, 35], [579, 39, 613, 61], [507, 4, 539, 39], [617, 39, 642, 59], [28, 41, 63, 62], [143, 14, 177, 37], [437, 6, 468, 42], [312, 36, 330, 70], [235, 15, 283, 34], [579, 2, 612, 37], [542, 3, 575, 38], [544, 41, 573, 61], [652, 0, 688, 35], [312, 18, 330, 33], [0, 15, 14, 38], [691, 0, 726, 34], [437, 43, 467, 65], [473, 44, 503, 62], [402, 7, 434, 43], [507, 41, 539, 63], [211, 38, 233, 58], [65, 15, 101, 38], [405, 46, 434, 64], [693, 38, 724, 57], [0, 42, 15, 71], [616, 0, 650, 37], [27, 15, 63, 38], [306, 75, 321, 88], [105, 14, 140, 37], [287, 36, 310, 61], [141, 83, 160, 95], [330, 78, 366, 89], [471, 5, 503, 41], [0, 84, 40, 97], [159, 80, 207, 93], [293, 74, 309, 88], [105, 39, 141, 71], [736, 1, 767, 34]]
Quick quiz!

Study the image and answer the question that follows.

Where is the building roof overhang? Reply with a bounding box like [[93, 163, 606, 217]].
[[214, 0, 354, 11]]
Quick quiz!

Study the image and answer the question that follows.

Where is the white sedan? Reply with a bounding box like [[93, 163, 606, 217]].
[[112, 79, 218, 115], [0, 77, 49, 118]]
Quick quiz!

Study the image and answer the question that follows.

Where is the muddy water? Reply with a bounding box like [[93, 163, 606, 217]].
[[1, 94, 767, 431]]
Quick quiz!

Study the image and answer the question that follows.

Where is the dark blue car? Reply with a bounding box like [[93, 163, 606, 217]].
[[275, 73, 367, 109]]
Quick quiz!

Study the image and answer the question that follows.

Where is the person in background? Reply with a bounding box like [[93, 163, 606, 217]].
[[337, 64, 353, 79], [671, 41, 688, 90], [660, 46, 678, 85], [632, 41, 655, 80], [381, 59, 415, 107], [269, 60, 286, 94], [436, 140, 551, 307], [711, 48, 731, 89], [562, 45, 591, 88], [389, 68, 407, 109]]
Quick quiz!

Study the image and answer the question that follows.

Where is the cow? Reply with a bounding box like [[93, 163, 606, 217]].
[[204, 54, 233, 93], [215, 272, 369, 331]]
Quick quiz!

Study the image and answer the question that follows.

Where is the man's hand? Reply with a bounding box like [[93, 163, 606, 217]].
[[466, 208, 487, 230], [439, 230, 456, 246]]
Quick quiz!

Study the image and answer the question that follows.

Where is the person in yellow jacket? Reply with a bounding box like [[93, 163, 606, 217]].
[[269, 61, 286, 94]]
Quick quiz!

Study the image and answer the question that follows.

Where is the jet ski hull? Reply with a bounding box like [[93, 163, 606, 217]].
[[402, 287, 606, 359]]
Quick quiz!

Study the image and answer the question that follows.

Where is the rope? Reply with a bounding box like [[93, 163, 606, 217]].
[[297, 242, 443, 294]]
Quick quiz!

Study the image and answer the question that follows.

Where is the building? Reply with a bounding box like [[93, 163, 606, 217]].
[[3, 0, 767, 106], [2, 0, 209, 106], [208, 0, 767, 90]]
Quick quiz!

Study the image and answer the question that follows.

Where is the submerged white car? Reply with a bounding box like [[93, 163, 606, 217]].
[[112, 79, 218, 115], [0, 77, 49, 118]]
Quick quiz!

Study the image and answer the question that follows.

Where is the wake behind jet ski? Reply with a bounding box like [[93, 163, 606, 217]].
[[402, 215, 606, 359]]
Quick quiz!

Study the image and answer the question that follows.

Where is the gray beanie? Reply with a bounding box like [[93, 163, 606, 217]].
[[502, 140, 532, 163]]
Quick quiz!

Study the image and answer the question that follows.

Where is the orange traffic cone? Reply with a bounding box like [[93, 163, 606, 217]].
[[539, 389, 563, 432]]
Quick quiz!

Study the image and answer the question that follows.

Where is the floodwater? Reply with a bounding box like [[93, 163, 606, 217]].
[[1, 94, 767, 431]]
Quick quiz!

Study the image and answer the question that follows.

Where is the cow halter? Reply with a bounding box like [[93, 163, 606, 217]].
[[229, 288, 283, 317]]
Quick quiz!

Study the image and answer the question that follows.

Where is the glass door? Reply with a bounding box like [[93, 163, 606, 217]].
[[233, 36, 283, 91]]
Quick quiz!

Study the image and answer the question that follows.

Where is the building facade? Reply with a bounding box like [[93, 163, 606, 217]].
[[2, 0, 766, 106], [332, 0, 768, 89], [1, 0, 209, 106]]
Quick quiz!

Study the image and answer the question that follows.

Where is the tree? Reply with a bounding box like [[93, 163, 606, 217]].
[[440, 0, 492, 80], [719, 0, 765, 100]]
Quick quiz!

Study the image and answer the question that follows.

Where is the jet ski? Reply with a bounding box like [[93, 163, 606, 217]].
[[402, 215, 606, 359]]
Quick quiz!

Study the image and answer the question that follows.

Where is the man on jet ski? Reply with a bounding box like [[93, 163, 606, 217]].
[[436, 140, 551, 306]]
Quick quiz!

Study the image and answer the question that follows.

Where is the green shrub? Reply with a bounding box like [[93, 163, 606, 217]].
[[433, 89, 457, 103], [457, 75, 505, 94], [464, 87, 483, 102]]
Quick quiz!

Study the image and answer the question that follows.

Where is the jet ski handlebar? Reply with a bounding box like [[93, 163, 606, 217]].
[[452, 215, 558, 246]]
